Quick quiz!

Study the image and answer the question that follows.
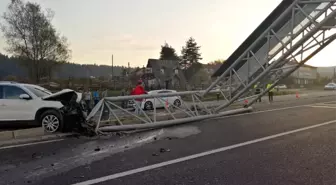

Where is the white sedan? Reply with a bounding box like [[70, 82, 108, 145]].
[[137, 90, 182, 110], [324, 83, 336, 90], [275, 84, 287, 89]]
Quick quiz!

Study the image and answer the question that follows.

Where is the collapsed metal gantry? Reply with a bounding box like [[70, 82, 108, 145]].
[[88, 0, 336, 133]]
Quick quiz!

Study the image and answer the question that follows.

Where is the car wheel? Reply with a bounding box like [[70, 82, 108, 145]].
[[144, 101, 153, 110], [40, 110, 64, 133], [173, 99, 181, 107]]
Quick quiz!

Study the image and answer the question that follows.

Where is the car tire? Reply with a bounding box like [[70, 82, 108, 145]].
[[173, 99, 181, 107], [144, 101, 153, 110], [40, 109, 64, 133]]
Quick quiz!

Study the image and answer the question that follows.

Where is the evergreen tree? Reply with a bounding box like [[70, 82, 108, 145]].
[[159, 42, 180, 60], [180, 37, 202, 70]]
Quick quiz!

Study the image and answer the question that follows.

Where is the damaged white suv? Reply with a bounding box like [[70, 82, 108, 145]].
[[0, 81, 87, 133]]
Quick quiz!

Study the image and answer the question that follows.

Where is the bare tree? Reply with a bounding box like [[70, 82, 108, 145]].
[[0, 0, 71, 83]]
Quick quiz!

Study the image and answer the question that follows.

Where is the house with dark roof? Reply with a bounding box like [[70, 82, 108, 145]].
[[285, 61, 317, 85], [144, 59, 187, 90]]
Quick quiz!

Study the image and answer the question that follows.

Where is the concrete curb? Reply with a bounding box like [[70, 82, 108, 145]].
[[0, 127, 76, 147], [0, 127, 43, 141]]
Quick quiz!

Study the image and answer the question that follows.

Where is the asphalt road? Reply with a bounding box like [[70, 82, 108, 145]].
[[0, 94, 335, 185]]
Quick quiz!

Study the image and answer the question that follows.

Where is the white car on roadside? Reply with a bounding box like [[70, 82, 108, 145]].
[[0, 81, 87, 133], [135, 89, 182, 110], [324, 83, 336, 90], [275, 84, 287, 89]]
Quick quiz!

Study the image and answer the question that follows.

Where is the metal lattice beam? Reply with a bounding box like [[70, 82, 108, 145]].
[[203, 0, 336, 112], [86, 0, 336, 133]]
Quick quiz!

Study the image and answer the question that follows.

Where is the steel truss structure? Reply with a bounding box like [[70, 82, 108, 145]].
[[86, 90, 253, 133], [88, 0, 336, 133], [204, 0, 336, 112]]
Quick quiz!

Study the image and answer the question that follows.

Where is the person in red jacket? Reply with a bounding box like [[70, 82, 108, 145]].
[[131, 80, 147, 115]]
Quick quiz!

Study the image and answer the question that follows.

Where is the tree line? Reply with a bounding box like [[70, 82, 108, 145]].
[[0, 53, 124, 81]]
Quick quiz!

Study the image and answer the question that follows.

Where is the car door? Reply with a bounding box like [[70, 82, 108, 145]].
[[166, 90, 176, 105], [157, 90, 170, 108], [151, 91, 162, 108], [1, 85, 36, 121], [0, 85, 7, 121]]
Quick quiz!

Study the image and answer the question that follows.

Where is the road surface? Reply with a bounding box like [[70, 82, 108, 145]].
[[0, 93, 335, 185]]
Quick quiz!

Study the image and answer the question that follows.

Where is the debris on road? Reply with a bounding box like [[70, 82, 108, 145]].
[[94, 147, 101, 152], [31, 153, 43, 159], [159, 148, 171, 153]]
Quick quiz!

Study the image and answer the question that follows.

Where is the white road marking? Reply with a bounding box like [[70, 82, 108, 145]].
[[211, 100, 336, 120], [0, 139, 64, 150], [72, 119, 336, 185], [307, 105, 336, 109]]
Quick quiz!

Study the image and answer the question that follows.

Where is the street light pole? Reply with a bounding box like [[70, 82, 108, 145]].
[[111, 54, 114, 81], [112, 54, 116, 89]]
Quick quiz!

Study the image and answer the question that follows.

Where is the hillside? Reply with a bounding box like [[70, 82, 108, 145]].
[[317, 66, 336, 78], [0, 53, 124, 80]]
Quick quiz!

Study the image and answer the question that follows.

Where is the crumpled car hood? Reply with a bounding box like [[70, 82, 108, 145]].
[[42, 89, 82, 103]]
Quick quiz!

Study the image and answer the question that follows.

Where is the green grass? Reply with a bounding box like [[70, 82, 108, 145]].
[[181, 92, 223, 102], [273, 91, 296, 96], [107, 89, 296, 103], [182, 90, 296, 102], [107, 90, 123, 97]]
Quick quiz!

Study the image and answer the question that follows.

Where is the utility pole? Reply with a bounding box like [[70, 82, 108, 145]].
[[127, 62, 130, 89], [128, 62, 130, 75], [86, 66, 90, 88], [111, 54, 117, 90], [111, 54, 114, 81]]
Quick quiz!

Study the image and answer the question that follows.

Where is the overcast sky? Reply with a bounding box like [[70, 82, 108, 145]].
[[0, 0, 335, 67]]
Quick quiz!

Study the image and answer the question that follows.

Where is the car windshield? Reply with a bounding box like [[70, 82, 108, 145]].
[[24, 85, 52, 97]]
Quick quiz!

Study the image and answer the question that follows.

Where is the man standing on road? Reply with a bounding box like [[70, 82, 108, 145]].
[[267, 83, 274, 103], [131, 80, 147, 115], [84, 88, 92, 112], [121, 88, 127, 108], [93, 89, 100, 106], [101, 88, 108, 98], [254, 83, 262, 103]]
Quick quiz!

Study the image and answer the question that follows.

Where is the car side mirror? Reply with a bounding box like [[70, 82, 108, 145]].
[[19, 94, 31, 100]]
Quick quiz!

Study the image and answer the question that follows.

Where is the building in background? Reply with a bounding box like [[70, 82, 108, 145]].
[[144, 59, 187, 90], [317, 66, 336, 80], [290, 64, 317, 85], [281, 60, 317, 86]]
